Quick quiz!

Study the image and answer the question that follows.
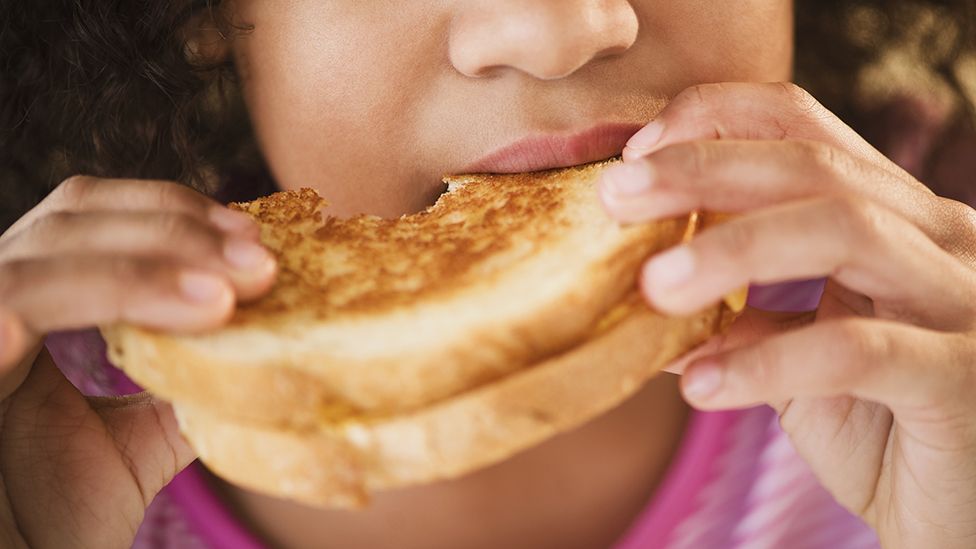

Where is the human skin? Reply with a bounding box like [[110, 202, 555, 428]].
[[599, 82, 976, 549], [210, 2, 793, 547], [37, 1, 976, 549], [194, 3, 976, 546], [229, 0, 793, 218], [0, 1, 793, 547]]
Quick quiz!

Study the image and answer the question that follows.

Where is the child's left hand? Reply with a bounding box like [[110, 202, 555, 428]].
[[599, 82, 976, 549]]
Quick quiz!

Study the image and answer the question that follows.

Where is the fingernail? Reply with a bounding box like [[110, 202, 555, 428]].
[[180, 271, 230, 304], [642, 246, 696, 291], [210, 207, 256, 234], [626, 121, 665, 151], [684, 362, 723, 400], [622, 146, 646, 163], [224, 238, 273, 270], [601, 161, 655, 196]]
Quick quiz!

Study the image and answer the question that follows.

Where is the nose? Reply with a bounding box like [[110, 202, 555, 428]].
[[449, 0, 639, 80]]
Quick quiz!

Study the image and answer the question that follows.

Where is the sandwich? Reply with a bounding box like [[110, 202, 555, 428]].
[[101, 158, 741, 507]]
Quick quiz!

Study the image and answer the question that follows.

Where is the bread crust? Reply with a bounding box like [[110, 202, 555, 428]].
[[173, 301, 733, 508]]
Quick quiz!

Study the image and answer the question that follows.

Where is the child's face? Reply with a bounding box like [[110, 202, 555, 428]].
[[229, 1, 793, 217]]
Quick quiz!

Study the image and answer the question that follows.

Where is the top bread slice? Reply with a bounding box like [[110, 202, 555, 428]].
[[102, 158, 694, 427]]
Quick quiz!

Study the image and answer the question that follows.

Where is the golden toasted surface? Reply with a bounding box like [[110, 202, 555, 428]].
[[230, 160, 615, 325], [104, 157, 704, 424]]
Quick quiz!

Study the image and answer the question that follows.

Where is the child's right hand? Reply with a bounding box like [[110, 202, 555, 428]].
[[0, 176, 277, 548]]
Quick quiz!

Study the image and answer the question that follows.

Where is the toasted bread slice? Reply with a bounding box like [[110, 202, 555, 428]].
[[173, 297, 732, 508], [103, 159, 695, 427]]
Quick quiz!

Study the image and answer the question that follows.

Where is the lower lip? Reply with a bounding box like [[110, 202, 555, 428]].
[[464, 123, 644, 174]]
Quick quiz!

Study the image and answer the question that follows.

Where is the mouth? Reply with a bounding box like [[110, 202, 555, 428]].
[[462, 123, 644, 174]]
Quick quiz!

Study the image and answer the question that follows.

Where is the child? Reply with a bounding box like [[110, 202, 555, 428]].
[[2, 1, 976, 547]]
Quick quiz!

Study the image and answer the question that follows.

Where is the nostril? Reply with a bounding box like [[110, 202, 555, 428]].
[[465, 64, 506, 80], [592, 45, 631, 63], [448, 1, 639, 81]]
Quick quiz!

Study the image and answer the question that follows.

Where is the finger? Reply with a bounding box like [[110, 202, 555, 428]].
[[662, 308, 814, 375], [91, 395, 196, 507], [621, 82, 919, 186], [3, 176, 258, 242], [639, 196, 976, 331], [662, 334, 725, 376], [603, 140, 976, 262], [680, 318, 972, 412], [0, 211, 276, 301], [0, 256, 235, 335]]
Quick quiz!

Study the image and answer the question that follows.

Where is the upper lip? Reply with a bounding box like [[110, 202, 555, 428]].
[[462, 123, 644, 174]]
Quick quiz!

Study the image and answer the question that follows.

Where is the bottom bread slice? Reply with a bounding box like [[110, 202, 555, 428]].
[[173, 302, 732, 508]]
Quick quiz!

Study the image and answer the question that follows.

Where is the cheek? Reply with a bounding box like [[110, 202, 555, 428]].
[[232, 2, 443, 217], [639, 0, 794, 84]]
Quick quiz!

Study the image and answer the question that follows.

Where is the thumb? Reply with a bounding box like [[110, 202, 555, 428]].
[[2, 352, 196, 547], [91, 393, 197, 506]]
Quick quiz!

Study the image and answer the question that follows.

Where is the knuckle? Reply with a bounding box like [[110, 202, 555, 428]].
[[829, 320, 887, 374], [689, 83, 711, 107], [155, 212, 194, 240], [828, 195, 885, 243], [105, 257, 177, 317], [156, 214, 222, 253], [108, 256, 157, 287], [747, 341, 784, 390], [56, 175, 97, 205], [947, 333, 975, 385], [798, 140, 841, 173], [940, 198, 976, 230], [105, 257, 180, 315], [935, 198, 976, 254], [656, 141, 712, 179], [18, 211, 80, 251], [685, 141, 714, 178], [775, 82, 821, 116], [0, 260, 27, 299], [798, 140, 865, 186], [105, 259, 140, 316], [717, 219, 757, 258], [152, 181, 208, 215], [675, 83, 724, 113], [36, 210, 79, 234]]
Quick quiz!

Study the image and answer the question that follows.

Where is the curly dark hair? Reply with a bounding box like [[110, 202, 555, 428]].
[[1, 0, 974, 231]]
